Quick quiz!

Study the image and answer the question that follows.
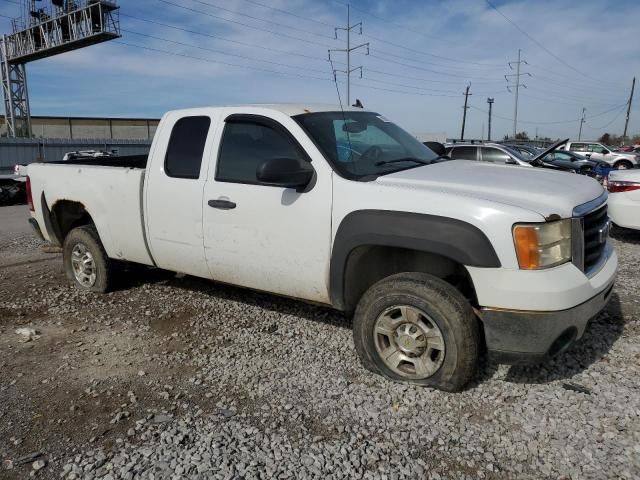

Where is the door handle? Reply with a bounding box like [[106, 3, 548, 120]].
[[208, 199, 236, 210]]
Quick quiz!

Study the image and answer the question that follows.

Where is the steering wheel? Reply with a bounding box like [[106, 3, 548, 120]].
[[361, 145, 384, 162], [337, 144, 363, 161]]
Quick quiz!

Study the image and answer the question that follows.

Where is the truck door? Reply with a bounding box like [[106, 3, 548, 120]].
[[202, 113, 332, 304], [144, 113, 215, 278]]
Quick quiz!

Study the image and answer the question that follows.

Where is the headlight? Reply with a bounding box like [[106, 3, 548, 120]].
[[513, 219, 572, 269]]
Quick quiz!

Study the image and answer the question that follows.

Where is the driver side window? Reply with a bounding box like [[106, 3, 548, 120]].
[[217, 118, 307, 184]]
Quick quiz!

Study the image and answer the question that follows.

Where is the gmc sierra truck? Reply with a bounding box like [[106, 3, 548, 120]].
[[26, 104, 617, 391]]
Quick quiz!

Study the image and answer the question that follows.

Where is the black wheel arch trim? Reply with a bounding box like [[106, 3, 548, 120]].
[[330, 210, 501, 310]]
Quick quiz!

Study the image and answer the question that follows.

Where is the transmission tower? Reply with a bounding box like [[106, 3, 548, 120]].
[[505, 49, 530, 138], [328, 4, 369, 105], [1, 1, 121, 137]]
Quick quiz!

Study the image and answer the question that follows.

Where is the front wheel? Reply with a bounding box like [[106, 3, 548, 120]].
[[63, 225, 113, 293], [353, 272, 480, 391], [614, 160, 633, 170]]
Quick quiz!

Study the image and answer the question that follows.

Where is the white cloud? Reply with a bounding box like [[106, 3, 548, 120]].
[[10, 0, 639, 139]]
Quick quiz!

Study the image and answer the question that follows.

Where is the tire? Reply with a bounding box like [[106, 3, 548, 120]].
[[353, 272, 480, 392], [614, 160, 633, 170], [63, 225, 113, 293]]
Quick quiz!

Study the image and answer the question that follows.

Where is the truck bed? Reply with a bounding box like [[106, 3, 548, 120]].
[[27, 162, 154, 266]]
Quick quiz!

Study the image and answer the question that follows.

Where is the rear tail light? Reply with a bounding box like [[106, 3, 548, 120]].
[[26, 176, 34, 211], [607, 180, 640, 193]]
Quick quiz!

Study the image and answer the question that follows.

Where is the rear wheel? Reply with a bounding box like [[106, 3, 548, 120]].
[[614, 160, 633, 170], [353, 272, 480, 392], [63, 226, 113, 293]]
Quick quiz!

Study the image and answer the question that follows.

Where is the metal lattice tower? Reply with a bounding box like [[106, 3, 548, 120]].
[[1, 0, 121, 137]]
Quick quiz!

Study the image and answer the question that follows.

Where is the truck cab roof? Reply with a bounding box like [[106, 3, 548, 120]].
[[166, 103, 369, 118]]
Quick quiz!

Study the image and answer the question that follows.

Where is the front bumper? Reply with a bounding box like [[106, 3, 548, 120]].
[[480, 279, 615, 365]]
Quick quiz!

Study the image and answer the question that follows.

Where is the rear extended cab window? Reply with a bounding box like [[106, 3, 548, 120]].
[[165, 116, 211, 179]]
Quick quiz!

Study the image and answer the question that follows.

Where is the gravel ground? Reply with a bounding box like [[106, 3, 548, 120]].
[[1, 210, 639, 480]]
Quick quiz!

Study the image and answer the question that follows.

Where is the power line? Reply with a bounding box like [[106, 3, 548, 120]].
[[121, 14, 328, 63], [235, 0, 334, 28], [468, 102, 626, 126], [158, 0, 334, 49], [187, 0, 334, 40], [121, 29, 329, 74], [351, 80, 462, 98], [526, 62, 622, 89], [114, 41, 331, 82], [325, 0, 505, 68], [360, 76, 463, 95], [116, 40, 462, 99], [519, 93, 623, 109], [364, 52, 500, 80], [122, 13, 505, 91], [585, 104, 627, 131], [525, 85, 627, 105], [362, 32, 504, 69], [368, 48, 504, 75], [484, 0, 613, 87]]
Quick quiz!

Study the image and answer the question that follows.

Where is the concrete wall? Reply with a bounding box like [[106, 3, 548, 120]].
[[1, 116, 160, 140]]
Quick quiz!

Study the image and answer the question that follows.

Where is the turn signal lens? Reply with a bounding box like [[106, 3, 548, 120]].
[[513, 219, 572, 270]]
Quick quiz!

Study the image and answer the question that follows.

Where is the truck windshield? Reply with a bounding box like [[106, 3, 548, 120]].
[[293, 111, 439, 179]]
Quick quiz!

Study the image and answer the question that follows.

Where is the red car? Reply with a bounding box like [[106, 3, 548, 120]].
[[616, 145, 635, 152]]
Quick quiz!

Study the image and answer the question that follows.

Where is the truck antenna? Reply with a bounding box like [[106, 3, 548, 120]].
[[329, 54, 354, 162]]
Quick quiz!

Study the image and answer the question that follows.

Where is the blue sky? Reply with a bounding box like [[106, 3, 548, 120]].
[[1, 0, 638, 140]]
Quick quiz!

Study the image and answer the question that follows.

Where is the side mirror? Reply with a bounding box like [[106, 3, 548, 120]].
[[505, 158, 517, 164], [256, 157, 314, 191]]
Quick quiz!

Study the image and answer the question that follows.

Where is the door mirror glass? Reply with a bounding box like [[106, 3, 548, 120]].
[[256, 158, 314, 190]]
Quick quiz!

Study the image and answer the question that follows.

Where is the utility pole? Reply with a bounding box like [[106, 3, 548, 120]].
[[460, 83, 471, 141], [487, 97, 494, 141], [506, 49, 531, 139], [622, 77, 635, 144], [329, 4, 369, 105], [578, 107, 586, 140]]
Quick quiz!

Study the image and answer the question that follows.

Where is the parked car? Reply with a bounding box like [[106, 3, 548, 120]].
[[446, 140, 579, 173], [615, 145, 635, 153], [26, 104, 616, 391], [561, 141, 640, 169], [62, 150, 116, 161], [0, 165, 27, 205], [607, 169, 640, 230], [445, 142, 531, 166], [515, 148, 612, 182]]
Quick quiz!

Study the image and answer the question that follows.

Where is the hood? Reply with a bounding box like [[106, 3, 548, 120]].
[[377, 160, 605, 218], [530, 138, 569, 164]]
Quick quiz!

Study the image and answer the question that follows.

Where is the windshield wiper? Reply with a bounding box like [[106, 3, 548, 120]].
[[375, 157, 438, 167]]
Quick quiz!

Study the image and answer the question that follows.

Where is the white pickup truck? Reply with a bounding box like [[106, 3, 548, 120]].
[[26, 104, 617, 391], [561, 141, 640, 170]]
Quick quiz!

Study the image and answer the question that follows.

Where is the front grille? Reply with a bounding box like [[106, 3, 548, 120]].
[[582, 204, 609, 273]]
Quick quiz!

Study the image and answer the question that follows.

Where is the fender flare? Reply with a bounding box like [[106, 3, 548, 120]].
[[329, 210, 501, 310]]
